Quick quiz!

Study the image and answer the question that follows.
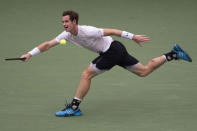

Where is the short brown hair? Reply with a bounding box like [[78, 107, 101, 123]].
[[62, 10, 79, 24]]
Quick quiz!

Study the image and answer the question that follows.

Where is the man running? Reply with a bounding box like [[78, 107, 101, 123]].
[[21, 10, 192, 117]]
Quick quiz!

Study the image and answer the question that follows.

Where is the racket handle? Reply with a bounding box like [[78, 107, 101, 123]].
[[5, 57, 26, 61]]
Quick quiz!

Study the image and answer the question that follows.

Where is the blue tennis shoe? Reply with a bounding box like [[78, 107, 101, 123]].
[[172, 44, 192, 62], [56, 104, 82, 117]]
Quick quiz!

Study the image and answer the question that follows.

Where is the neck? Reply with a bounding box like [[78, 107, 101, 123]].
[[70, 25, 78, 36]]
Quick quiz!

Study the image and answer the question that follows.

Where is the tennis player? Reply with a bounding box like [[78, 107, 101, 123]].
[[21, 10, 192, 117]]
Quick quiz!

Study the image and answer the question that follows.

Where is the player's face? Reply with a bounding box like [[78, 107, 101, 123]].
[[62, 15, 76, 32]]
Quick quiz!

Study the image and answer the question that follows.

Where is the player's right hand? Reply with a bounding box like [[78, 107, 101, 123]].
[[132, 35, 150, 47], [20, 53, 32, 62]]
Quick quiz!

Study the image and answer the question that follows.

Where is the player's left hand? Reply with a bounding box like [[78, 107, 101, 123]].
[[132, 35, 150, 47]]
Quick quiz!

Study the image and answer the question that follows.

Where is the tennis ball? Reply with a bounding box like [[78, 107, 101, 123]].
[[60, 39, 66, 45]]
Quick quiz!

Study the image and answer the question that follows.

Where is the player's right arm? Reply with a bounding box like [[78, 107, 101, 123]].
[[21, 38, 59, 62], [103, 28, 150, 47]]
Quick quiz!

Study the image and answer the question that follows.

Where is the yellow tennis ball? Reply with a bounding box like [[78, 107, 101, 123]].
[[60, 39, 66, 45]]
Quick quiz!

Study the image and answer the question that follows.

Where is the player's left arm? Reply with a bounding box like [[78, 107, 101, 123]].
[[103, 28, 150, 46]]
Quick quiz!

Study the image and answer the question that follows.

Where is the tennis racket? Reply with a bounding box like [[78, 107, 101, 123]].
[[5, 57, 26, 61]]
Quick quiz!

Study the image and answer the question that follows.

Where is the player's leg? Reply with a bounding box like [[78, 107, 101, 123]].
[[74, 65, 97, 100], [126, 44, 192, 77], [55, 65, 100, 117], [74, 41, 125, 103], [56, 43, 122, 117], [130, 56, 166, 77]]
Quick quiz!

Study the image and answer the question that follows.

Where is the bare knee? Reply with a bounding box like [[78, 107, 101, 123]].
[[133, 66, 151, 77], [137, 66, 150, 77], [139, 61, 159, 77], [81, 70, 91, 80], [132, 58, 163, 77], [81, 67, 97, 80]]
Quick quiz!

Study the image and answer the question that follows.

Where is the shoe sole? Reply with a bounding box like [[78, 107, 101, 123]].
[[55, 112, 82, 117]]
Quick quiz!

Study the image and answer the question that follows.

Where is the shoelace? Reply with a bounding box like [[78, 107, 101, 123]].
[[61, 104, 72, 111], [61, 99, 72, 111]]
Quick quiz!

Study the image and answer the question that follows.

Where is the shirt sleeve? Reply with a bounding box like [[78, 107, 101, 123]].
[[86, 26, 104, 38], [55, 31, 69, 43]]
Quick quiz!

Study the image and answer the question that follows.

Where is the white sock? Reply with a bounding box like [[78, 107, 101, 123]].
[[162, 55, 167, 62], [74, 97, 82, 101]]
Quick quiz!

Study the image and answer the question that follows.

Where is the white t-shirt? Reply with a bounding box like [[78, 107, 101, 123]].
[[56, 25, 113, 53]]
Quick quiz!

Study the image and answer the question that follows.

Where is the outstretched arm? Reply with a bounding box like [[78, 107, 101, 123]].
[[21, 38, 59, 61], [103, 28, 150, 46]]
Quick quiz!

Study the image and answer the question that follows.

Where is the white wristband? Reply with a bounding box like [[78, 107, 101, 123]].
[[121, 31, 134, 40], [28, 47, 40, 56]]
